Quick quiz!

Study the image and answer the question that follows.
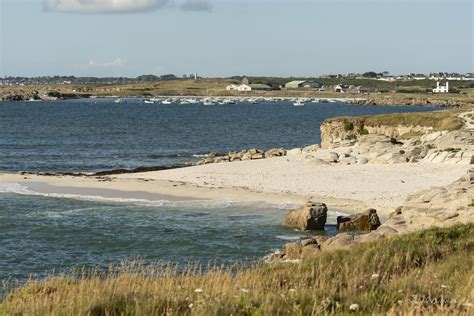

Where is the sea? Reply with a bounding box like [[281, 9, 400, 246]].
[[0, 99, 441, 284]]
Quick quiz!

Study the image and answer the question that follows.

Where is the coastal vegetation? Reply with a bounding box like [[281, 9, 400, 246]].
[[328, 108, 465, 132], [1, 224, 472, 315]]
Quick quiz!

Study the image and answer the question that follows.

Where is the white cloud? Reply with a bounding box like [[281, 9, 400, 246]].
[[89, 58, 128, 67], [45, 0, 212, 13], [46, 0, 170, 13], [73, 58, 128, 69]]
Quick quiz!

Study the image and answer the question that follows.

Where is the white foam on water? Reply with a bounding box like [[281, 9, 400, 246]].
[[192, 154, 210, 158], [0, 181, 295, 210], [275, 235, 303, 241], [0, 182, 32, 195]]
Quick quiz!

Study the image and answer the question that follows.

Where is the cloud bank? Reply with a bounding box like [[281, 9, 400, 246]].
[[46, 0, 212, 13]]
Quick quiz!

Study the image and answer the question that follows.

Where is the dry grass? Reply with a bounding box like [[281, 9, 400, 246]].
[[1, 224, 473, 315], [363, 109, 465, 131], [329, 108, 465, 132]]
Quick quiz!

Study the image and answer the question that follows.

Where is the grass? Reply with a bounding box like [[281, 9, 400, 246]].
[[1, 224, 473, 315], [329, 108, 465, 132]]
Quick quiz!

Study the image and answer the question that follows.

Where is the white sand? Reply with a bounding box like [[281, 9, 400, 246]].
[[114, 156, 470, 214], [1, 156, 469, 218]]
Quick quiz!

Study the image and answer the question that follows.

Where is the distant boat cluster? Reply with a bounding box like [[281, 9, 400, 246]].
[[115, 97, 349, 107]]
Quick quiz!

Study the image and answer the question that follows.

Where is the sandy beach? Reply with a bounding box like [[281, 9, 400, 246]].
[[1, 153, 470, 219]]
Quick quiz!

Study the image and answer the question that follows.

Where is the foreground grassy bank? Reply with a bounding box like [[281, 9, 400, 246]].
[[1, 224, 473, 315]]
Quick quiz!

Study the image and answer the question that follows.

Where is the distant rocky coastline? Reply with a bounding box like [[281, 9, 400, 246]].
[[1, 90, 89, 101], [347, 96, 466, 107]]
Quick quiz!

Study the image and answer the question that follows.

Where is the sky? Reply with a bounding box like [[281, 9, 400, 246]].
[[0, 0, 473, 77]]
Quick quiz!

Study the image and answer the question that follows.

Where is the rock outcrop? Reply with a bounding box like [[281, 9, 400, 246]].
[[381, 168, 474, 235], [337, 209, 381, 232], [320, 118, 433, 149], [197, 148, 287, 165], [273, 236, 329, 261], [271, 169, 474, 262], [310, 132, 473, 166], [283, 202, 327, 231], [348, 97, 468, 108], [421, 130, 474, 164]]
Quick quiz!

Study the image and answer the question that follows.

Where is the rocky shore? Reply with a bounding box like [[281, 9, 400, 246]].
[[196, 148, 287, 165], [347, 96, 470, 107], [267, 107, 474, 262], [271, 167, 473, 262], [198, 125, 473, 168], [0, 88, 89, 101]]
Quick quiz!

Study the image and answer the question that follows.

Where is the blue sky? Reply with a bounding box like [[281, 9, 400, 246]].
[[1, 0, 472, 77]]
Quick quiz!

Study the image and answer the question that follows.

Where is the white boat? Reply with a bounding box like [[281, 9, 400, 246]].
[[293, 101, 305, 107], [144, 100, 154, 104], [114, 98, 124, 103], [28, 98, 42, 102], [249, 98, 259, 104], [203, 100, 215, 106], [162, 99, 172, 104]]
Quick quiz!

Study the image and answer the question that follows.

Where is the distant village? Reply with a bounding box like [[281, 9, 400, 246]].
[[1, 72, 473, 95], [227, 73, 471, 94]]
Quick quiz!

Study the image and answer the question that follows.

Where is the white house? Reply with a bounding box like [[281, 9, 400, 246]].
[[226, 84, 240, 91], [433, 81, 449, 93], [237, 84, 252, 92], [334, 84, 348, 93]]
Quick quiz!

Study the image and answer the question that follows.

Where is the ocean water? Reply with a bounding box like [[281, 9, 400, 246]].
[[0, 99, 441, 173], [0, 99, 441, 284], [0, 183, 342, 283]]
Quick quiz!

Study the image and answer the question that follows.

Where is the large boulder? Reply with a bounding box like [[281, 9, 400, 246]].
[[269, 236, 329, 261], [283, 202, 327, 231], [337, 209, 381, 232], [320, 233, 355, 251]]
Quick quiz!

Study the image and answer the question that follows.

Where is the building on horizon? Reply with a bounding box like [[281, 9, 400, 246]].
[[432, 81, 449, 93]]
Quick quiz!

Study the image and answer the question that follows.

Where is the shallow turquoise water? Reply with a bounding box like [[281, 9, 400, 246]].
[[0, 187, 340, 283]]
